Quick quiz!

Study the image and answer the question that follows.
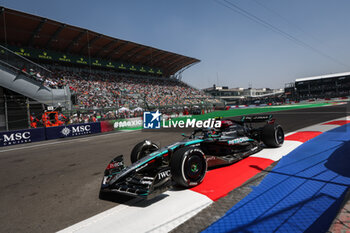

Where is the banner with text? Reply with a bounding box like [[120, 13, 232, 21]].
[[100, 117, 143, 132], [5, 45, 163, 75], [0, 128, 46, 147], [45, 122, 101, 140]]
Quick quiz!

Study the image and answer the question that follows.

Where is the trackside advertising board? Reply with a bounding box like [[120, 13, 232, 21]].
[[6, 45, 163, 75], [0, 128, 46, 147], [45, 122, 101, 140], [100, 117, 143, 132], [0, 123, 101, 147]]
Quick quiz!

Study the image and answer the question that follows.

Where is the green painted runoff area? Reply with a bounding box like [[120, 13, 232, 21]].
[[175, 103, 331, 122]]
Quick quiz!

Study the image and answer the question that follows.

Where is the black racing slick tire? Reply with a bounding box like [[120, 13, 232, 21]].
[[262, 123, 284, 148], [130, 140, 159, 163], [170, 147, 207, 188]]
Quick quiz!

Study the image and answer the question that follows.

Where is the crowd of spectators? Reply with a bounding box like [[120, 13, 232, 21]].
[[1, 51, 213, 110], [68, 108, 145, 124], [41, 68, 212, 109]]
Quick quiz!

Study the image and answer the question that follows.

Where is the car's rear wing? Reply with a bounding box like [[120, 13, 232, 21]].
[[241, 115, 273, 123]]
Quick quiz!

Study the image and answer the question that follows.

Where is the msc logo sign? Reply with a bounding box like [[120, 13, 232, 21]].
[[60, 125, 92, 137], [61, 127, 71, 136], [2, 132, 31, 145], [143, 110, 161, 129], [71, 125, 91, 136]]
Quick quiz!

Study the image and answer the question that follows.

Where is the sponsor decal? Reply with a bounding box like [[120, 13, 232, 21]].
[[38, 51, 52, 60], [7, 45, 162, 76], [242, 115, 271, 121], [139, 176, 154, 185], [157, 169, 171, 180], [71, 125, 91, 136], [45, 123, 100, 140], [15, 48, 30, 57], [106, 62, 115, 68], [136, 163, 148, 172], [61, 127, 71, 136], [114, 119, 142, 129], [60, 125, 91, 136], [59, 55, 71, 62], [140, 180, 153, 185], [118, 64, 126, 69], [206, 156, 217, 161], [92, 60, 102, 66], [1, 131, 31, 145], [228, 137, 251, 145], [77, 57, 87, 64], [106, 161, 124, 170]]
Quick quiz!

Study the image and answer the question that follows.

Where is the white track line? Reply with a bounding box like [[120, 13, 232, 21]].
[[58, 190, 212, 233], [251, 140, 303, 162], [297, 124, 339, 132]]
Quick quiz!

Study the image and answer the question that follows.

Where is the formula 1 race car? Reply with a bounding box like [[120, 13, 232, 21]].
[[100, 115, 284, 199]]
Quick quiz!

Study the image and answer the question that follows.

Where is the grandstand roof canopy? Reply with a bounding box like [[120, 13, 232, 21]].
[[296, 71, 350, 82], [0, 7, 200, 76]]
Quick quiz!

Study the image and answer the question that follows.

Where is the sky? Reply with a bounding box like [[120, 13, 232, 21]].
[[2, 0, 350, 89]]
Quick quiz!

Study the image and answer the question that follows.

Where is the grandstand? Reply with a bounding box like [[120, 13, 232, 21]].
[[0, 7, 214, 130], [295, 72, 350, 100], [203, 85, 284, 105]]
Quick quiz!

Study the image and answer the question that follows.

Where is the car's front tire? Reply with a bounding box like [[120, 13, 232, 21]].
[[130, 140, 159, 163], [170, 147, 207, 188]]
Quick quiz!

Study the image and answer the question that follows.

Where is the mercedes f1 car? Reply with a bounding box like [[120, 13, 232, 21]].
[[100, 115, 284, 199]]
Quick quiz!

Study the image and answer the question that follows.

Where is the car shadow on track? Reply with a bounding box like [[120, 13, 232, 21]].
[[99, 191, 170, 207]]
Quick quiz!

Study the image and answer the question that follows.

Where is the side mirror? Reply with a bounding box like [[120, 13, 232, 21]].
[[181, 133, 187, 137]]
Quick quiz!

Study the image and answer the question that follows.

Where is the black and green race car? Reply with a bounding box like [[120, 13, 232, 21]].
[[100, 115, 284, 199]]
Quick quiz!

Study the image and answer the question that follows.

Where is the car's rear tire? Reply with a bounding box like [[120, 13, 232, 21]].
[[170, 147, 207, 188], [262, 123, 284, 148], [130, 140, 159, 163]]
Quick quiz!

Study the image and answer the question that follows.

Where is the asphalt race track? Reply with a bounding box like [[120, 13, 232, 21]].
[[0, 103, 348, 233]]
